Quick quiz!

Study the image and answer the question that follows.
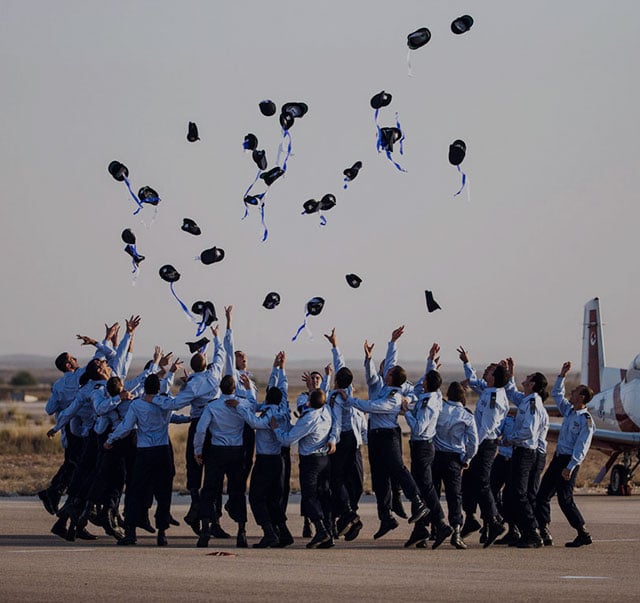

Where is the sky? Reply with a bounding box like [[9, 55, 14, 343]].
[[1, 1, 639, 373]]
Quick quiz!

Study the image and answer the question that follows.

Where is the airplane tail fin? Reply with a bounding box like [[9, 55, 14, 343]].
[[582, 297, 605, 394]]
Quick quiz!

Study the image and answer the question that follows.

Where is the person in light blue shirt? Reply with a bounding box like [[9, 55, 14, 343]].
[[535, 361, 595, 548], [272, 388, 337, 549]]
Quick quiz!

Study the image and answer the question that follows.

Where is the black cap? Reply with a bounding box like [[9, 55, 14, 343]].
[[448, 139, 466, 166], [260, 166, 284, 186], [370, 90, 392, 110], [307, 297, 325, 316], [279, 111, 295, 131], [302, 199, 319, 214], [138, 186, 160, 205], [243, 133, 258, 151], [343, 161, 363, 181], [244, 195, 260, 206], [159, 264, 180, 283], [319, 194, 336, 211], [181, 218, 201, 236], [345, 273, 362, 288], [124, 245, 145, 265], [108, 160, 129, 182], [282, 102, 308, 118], [407, 27, 431, 50], [380, 127, 402, 152], [186, 337, 210, 354], [121, 228, 136, 245], [425, 290, 441, 313], [252, 149, 268, 171], [263, 291, 281, 310], [200, 246, 225, 265], [259, 100, 277, 117], [191, 300, 217, 324], [187, 122, 200, 142], [451, 15, 474, 35]]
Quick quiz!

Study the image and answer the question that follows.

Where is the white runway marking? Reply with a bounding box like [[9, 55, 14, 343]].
[[560, 576, 609, 580], [9, 548, 98, 553]]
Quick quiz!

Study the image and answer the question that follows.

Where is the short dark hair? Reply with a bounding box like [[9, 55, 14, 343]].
[[144, 373, 160, 395], [265, 386, 283, 406], [388, 365, 407, 388], [308, 389, 326, 409], [577, 384, 594, 404], [335, 367, 353, 389], [447, 382, 466, 405], [309, 371, 322, 379], [529, 372, 549, 401], [425, 370, 442, 393], [78, 371, 90, 387], [106, 376, 123, 397], [190, 353, 206, 372], [55, 353, 69, 373], [84, 359, 103, 382], [220, 375, 236, 395], [492, 365, 508, 388]]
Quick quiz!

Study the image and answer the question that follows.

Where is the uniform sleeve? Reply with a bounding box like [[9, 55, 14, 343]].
[[93, 388, 120, 416], [236, 402, 271, 430], [208, 335, 225, 382], [364, 357, 384, 398], [504, 377, 526, 405], [193, 408, 212, 455], [274, 414, 314, 447], [332, 346, 345, 373], [463, 417, 479, 464], [567, 414, 595, 471], [223, 329, 236, 377], [406, 400, 435, 438], [107, 405, 137, 444], [476, 396, 501, 444], [111, 332, 132, 379], [383, 341, 398, 376], [464, 362, 486, 394], [51, 393, 82, 432], [45, 382, 63, 416], [551, 377, 573, 417], [151, 393, 191, 412], [349, 392, 400, 414]]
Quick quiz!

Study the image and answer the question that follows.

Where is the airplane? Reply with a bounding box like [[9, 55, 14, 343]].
[[568, 297, 640, 494]]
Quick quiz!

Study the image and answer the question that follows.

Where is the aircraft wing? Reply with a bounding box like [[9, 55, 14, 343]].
[[547, 422, 640, 449]]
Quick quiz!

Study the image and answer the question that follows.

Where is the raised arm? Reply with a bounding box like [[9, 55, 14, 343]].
[[551, 361, 574, 417]]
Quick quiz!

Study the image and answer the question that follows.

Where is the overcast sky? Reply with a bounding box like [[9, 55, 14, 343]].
[[1, 1, 638, 374]]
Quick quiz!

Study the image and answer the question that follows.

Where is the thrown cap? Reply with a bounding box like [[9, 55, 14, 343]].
[[181, 218, 201, 236], [159, 264, 180, 283], [425, 290, 442, 313], [407, 27, 431, 50], [263, 292, 281, 309], [187, 122, 200, 142], [108, 160, 129, 182]]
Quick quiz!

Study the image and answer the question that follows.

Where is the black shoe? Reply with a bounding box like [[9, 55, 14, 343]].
[[157, 530, 168, 546], [237, 529, 248, 549], [276, 524, 294, 548], [432, 524, 454, 550], [483, 520, 506, 549], [117, 532, 137, 546], [565, 531, 592, 548], [336, 511, 359, 537], [391, 493, 408, 519], [38, 489, 56, 515], [184, 516, 201, 536], [65, 523, 76, 542], [306, 521, 331, 549], [211, 521, 231, 539], [317, 537, 335, 549], [184, 501, 200, 535], [408, 497, 428, 524], [253, 524, 279, 548], [516, 530, 543, 548], [479, 523, 488, 544], [460, 516, 481, 539], [344, 519, 363, 542], [51, 518, 68, 540], [76, 526, 98, 540], [404, 525, 429, 548], [540, 527, 553, 547], [450, 526, 467, 550], [197, 525, 210, 548], [302, 517, 312, 538], [373, 517, 399, 540], [168, 515, 180, 527], [137, 515, 156, 534], [416, 540, 429, 549], [495, 527, 521, 546]]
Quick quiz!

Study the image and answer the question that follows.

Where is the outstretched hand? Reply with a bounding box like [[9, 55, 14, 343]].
[[364, 340, 375, 360], [457, 346, 469, 363], [390, 325, 405, 342], [560, 361, 572, 378]]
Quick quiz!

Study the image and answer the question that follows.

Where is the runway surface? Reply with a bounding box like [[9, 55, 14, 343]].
[[1, 493, 639, 601]]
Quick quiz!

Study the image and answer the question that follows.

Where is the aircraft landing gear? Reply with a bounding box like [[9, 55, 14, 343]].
[[608, 464, 632, 496]]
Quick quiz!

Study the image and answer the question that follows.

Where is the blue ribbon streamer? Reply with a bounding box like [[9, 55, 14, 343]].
[[291, 311, 311, 342], [169, 283, 194, 323], [374, 108, 383, 153], [260, 202, 269, 242], [343, 177, 349, 190], [128, 244, 143, 274], [396, 113, 405, 156], [123, 176, 143, 213], [453, 165, 467, 197], [319, 214, 327, 227], [386, 150, 407, 172], [280, 129, 293, 172]]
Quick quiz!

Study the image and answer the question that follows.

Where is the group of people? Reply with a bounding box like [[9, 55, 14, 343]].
[[39, 309, 596, 550]]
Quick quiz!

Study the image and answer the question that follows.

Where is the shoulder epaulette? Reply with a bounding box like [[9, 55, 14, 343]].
[[529, 399, 536, 415], [490, 391, 497, 408]]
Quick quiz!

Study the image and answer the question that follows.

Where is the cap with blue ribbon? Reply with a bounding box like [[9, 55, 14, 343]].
[[406, 27, 431, 76], [121, 229, 145, 276], [301, 194, 336, 227], [292, 296, 325, 341], [370, 93, 406, 172], [159, 264, 195, 324], [343, 161, 362, 190], [191, 300, 217, 336], [198, 246, 225, 265], [448, 139, 468, 198]]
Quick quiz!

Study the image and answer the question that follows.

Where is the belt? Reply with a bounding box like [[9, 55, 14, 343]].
[[306, 451, 328, 457], [369, 427, 395, 435]]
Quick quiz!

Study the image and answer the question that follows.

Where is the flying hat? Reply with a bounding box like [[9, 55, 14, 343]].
[[243, 133, 258, 151], [262, 291, 281, 309], [345, 273, 362, 288], [407, 27, 431, 49], [124, 244, 145, 265], [307, 297, 325, 316], [448, 139, 466, 165], [159, 264, 180, 283], [260, 166, 284, 186], [302, 199, 319, 214], [259, 99, 277, 116], [252, 149, 268, 171], [181, 218, 201, 236], [186, 337, 210, 354], [121, 228, 136, 245], [137, 186, 160, 206], [187, 122, 200, 142], [319, 194, 336, 211], [370, 91, 393, 110], [379, 127, 403, 153], [451, 15, 474, 35], [279, 111, 295, 131], [199, 246, 225, 265], [425, 290, 442, 313], [281, 102, 308, 119], [343, 161, 362, 182], [191, 300, 217, 325], [108, 160, 129, 182]]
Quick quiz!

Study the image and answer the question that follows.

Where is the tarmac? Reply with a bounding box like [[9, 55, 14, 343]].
[[1, 493, 639, 602]]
